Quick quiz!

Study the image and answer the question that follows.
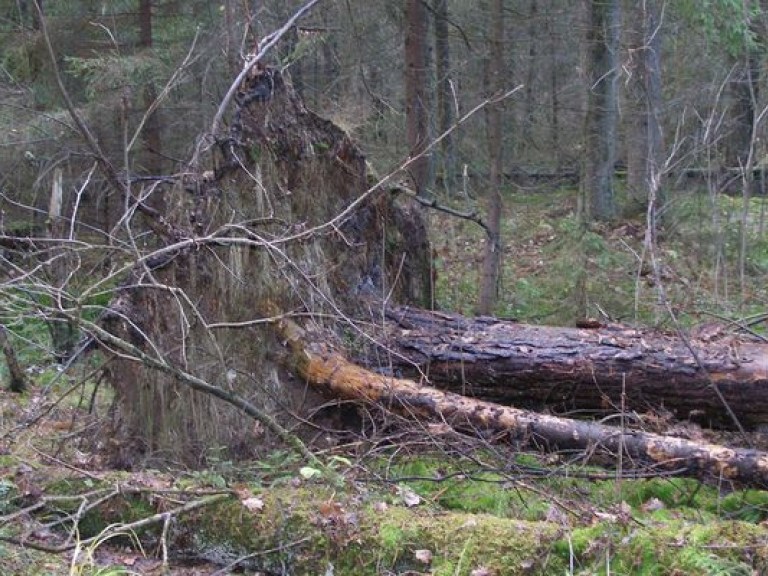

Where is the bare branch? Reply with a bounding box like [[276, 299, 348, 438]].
[[205, 0, 323, 144]]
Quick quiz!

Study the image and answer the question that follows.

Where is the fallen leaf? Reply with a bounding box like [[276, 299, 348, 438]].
[[641, 497, 665, 512], [593, 511, 618, 523], [300, 466, 323, 480], [232, 483, 253, 500], [414, 549, 432, 564], [318, 500, 344, 518], [242, 496, 265, 512], [399, 487, 421, 508]]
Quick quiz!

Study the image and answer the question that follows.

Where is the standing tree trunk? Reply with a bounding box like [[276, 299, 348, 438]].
[[626, 0, 664, 217], [582, 0, 621, 222], [522, 0, 537, 146], [222, 0, 239, 76], [405, 0, 432, 197], [0, 325, 28, 393], [46, 167, 78, 362], [433, 0, 456, 195], [138, 0, 163, 183], [725, 55, 760, 173], [477, 0, 505, 315], [547, 2, 561, 168]]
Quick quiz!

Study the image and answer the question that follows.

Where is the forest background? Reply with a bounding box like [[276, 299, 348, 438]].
[[1, 1, 768, 574]]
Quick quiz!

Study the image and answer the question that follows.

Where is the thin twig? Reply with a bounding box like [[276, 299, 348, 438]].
[[0, 493, 231, 553], [394, 184, 492, 238], [78, 316, 345, 486], [210, 537, 312, 576]]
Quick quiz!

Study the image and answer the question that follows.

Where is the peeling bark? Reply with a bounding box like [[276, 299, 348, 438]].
[[275, 314, 768, 488], [379, 307, 768, 430], [276, 312, 768, 486]]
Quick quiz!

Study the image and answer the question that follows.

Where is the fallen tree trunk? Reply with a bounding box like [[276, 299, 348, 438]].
[[380, 307, 768, 430], [275, 315, 768, 487]]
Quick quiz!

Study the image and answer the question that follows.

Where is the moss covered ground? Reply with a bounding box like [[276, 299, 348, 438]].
[[0, 186, 767, 574], [3, 443, 768, 575]]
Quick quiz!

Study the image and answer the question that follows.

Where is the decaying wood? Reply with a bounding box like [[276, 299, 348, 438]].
[[275, 315, 768, 487], [101, 63, 432, 462], [381, 307, 768, 430], [0, 325, 27, 392]]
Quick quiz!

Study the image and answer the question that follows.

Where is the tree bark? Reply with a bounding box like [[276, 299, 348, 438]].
[[46, 167, 78, 362], [433, 0, 456, 194], [380, 306, 768, 430], [138, 0, 163, 183], [477, 0, 504, 315], [547, 2, 561, 168], [405, 0, 433, 196], [626, 0, 664, 215], [0, 325, 28, 392], [275, 312, 768, 488], [582, 0, 620, 221], [522, 0, 537, 146]]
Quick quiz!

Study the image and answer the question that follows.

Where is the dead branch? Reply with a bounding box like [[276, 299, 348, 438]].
[[0, 491, 230, 553], [78, 315, 344, 486]]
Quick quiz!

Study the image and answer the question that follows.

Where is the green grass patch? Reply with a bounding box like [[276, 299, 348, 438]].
[[431, 184, 768, 326]]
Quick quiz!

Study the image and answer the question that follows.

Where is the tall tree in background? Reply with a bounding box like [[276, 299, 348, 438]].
[[582, 0, 621, 222], [733, 4, 767, 304], [477, 0, 505, 315], [626, 0, 664, 216], [723, 9, 762, 172], [433, 0, 456, 194], [522, 0, 538, 146], [138, 0, 163, 180], [546, 1, 564, 168], [405, 0, 432, 196], [223, 0, 239, 76]]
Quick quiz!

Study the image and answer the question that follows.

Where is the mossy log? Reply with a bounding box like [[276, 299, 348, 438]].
[[382, 307, 768, 430], [275, 315, 768, 488]]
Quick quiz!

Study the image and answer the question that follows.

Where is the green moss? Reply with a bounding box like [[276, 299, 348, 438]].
[[20, 452, 768, 574], [600, 477, 707, 509], [379, 523, 406, 551], [0, 480, 18, 515], [173, 485, 567, 575], [716, 489, 768, 522], [553, 516, 768, 575], [376, 457, 528, 517], [554, 523, 607, 558]]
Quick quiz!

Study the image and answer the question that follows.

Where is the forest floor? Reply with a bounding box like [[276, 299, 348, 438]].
[[430, 185, 768, 327], [1, 186, 768, 575]]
